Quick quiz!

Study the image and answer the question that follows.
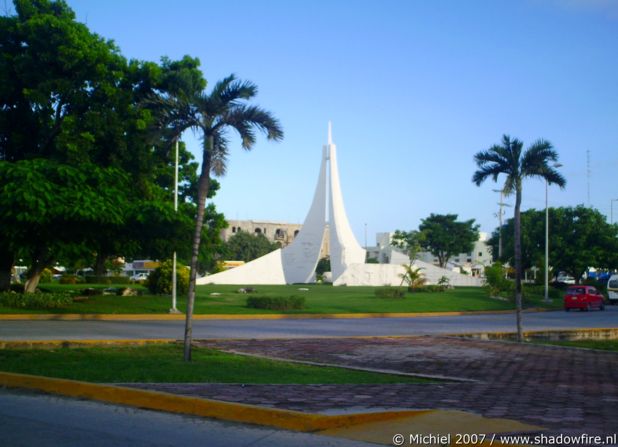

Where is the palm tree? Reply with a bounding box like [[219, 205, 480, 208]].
[[152, 74, 283, 360], [472, 135, 565, 342]]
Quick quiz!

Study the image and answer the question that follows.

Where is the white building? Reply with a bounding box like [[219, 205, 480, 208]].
[[370, 232, 493, 278]]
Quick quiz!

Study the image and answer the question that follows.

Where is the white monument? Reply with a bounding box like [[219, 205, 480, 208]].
[[197, 124, 482, 287], [197, 123, 366, 285]]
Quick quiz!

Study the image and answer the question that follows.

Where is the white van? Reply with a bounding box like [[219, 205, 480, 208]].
[[608, 274, 618, 304]]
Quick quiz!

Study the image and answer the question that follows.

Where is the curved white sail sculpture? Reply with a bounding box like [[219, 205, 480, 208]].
[[197, 123, 365, 285]]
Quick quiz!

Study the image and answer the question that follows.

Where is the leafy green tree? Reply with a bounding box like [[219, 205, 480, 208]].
[[488, 209, 545, 270], [418, 214, 479, 268], [551, 206, 618, 281], [489, 206, 618, 284], [221, 232, 280, 263], [0, 159, 130, 291], [0, 1, 226, 290], [149, 73, 283, 361], [391, 230, 424, 261], [473, 135, 565, 341]]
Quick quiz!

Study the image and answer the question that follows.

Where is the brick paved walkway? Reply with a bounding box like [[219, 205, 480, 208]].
[[128, 336, 618, 438]]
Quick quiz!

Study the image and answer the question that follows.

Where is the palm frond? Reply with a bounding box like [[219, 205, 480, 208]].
[[521, 139, 566, 188]]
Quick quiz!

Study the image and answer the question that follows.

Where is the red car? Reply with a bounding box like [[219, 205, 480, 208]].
[[564, 285, 605, 311]]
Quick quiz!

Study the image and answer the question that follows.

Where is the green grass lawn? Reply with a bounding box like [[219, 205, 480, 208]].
[[0, 344, 430, 384], [0, 283, 562, 314], [536, 339, 618, 352]]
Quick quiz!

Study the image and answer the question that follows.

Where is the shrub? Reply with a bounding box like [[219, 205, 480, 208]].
[[146, 260, 189, 295], [84, 275, 130, 284], [0, 292, 73, 309], [374, 287, 405, 299], [484, 262, 513, 298], [59, 274, 80, 284], [246, 295, 305, 310], [522, 284, 562, 300], [40, 268, 53, 284]]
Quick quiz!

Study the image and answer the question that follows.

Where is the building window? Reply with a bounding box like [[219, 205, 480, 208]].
[[294, 230, 300, 237], [232, 227, 236, 233], [467, 258, 472, 262], [275, 229, 285, 239], [254, 228, 262, 234], [478, 252, 483, 257]]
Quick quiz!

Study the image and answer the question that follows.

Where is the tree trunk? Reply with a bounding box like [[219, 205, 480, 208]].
[[0, 246, 14, 291], [184, 143, 212, 362], [24, 263, 46, 293], [513, 185, 523, 342], [94, 251, 107, 276]]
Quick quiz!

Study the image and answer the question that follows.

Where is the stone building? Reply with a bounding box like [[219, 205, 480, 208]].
[[222, 219, 329, 259]]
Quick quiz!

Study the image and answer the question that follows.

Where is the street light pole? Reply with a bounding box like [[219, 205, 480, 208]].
[[171, 139, 180, 313], [544, 163, 562, 303]]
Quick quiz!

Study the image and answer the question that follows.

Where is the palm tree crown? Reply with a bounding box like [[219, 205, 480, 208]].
[[152, 74, 283, 177], [472, 135, 565, 192]]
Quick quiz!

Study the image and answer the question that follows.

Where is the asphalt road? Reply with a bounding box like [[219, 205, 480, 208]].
[[1, 307, 616, 341], [0, 388, 373, 447]]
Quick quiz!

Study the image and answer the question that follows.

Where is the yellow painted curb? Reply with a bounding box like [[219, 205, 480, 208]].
[[0, 308, 550, 321], [0, 370, 429, 432]]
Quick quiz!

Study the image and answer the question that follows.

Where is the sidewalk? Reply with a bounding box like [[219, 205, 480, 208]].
[[129, 336, 618, 439]]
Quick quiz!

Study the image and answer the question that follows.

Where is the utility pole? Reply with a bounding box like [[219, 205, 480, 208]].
[[493, 189, 510, 259]]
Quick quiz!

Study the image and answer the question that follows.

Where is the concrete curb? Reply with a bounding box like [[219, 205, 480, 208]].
[[0, 370, 430, 432], [0, 307, 552, 321]]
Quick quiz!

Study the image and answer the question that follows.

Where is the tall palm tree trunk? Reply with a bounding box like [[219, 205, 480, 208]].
[[183, 140, 212, 362], [513, 185, 523, 342]]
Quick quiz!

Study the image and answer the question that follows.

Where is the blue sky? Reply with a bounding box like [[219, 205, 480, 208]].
[[66, 0, 617, 243]]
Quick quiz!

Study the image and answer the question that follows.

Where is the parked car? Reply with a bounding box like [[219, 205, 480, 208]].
[[564, 285, 605, 311], [608, 274, 618, 305], [130, 272, 149, 281]]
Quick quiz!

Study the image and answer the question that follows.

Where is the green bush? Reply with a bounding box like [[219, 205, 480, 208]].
[[59, 274, 81, 284], [522, 284, 562, 300], [84, 275, 130, 284], [0, 292, 73, 309], [374, 287, 405, 299], [40, 268, 53, 284], [146, 260, 189, 295], [483, 263, 513, 298], [246, 295, 305, 310]]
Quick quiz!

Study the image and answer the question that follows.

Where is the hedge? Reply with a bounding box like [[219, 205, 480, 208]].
[[0, 292, 73, 309]]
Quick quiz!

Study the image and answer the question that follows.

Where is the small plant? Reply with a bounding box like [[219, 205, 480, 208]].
[[146, 260, 189, 295], [374, 287, 405, 299], [437, 276, 451, 288], [0, 292, 73, 309], [399, 265, 426, 291], [246, 295, 305, 310]]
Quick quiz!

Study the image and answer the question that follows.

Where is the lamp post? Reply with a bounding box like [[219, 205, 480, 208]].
[[612, 199, 618, 225], [544, 163, 563, 303], [170, 139, 180, 314]]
